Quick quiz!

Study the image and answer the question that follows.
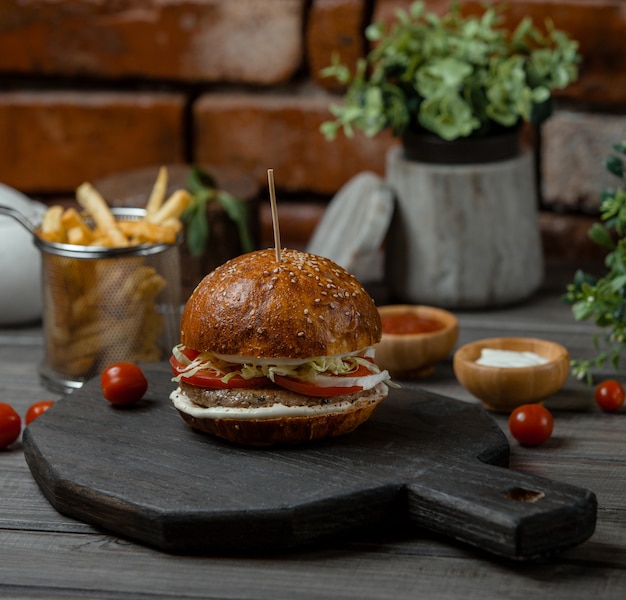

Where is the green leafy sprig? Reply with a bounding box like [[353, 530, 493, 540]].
[[564, 141, 626, 383], [320, 1, 580, 142], [182, 166, 255, 258]]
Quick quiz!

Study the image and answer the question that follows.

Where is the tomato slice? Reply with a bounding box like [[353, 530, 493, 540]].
[[170, 353, 268, 389], [273, 375, 362, 397], [179, 347, 200, 361], [182, 371, 269, 389]]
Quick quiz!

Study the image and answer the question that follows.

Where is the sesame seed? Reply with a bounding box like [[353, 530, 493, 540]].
[[297, 331, 305, 337]]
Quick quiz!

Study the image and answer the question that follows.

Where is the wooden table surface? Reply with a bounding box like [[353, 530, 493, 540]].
[[1, 278, 625, 599]]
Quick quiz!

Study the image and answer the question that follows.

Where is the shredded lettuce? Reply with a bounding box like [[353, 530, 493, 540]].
[[171, 343, 386, 388]]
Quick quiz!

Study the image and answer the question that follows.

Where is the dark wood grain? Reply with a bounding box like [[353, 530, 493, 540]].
[[22, 363, 595, 559]]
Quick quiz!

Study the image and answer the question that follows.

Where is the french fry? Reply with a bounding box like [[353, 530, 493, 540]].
[[67, 226, 91, 246], [133, 270, 167, 303], [110, 264, 152, 307], [144, 166, 168, 218], [117, 221, 178, 245], [161, 217, 183, 234], [127, 301, 165, 364], [76, 182, 129, 247], [40, 206, 66, 243], [145, 189, 191, 224], [38, 167, 187, 248], [50, 348, 97, 377], [61, 207, 94, 245]]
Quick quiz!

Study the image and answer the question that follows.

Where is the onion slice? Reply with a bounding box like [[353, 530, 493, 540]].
[[303, 368, 390, 390]]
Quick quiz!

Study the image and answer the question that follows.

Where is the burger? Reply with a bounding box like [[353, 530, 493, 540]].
[[169, 248, 390, 446]]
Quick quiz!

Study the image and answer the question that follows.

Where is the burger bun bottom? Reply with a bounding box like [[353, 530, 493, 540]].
[[172, 383, 388, 447]]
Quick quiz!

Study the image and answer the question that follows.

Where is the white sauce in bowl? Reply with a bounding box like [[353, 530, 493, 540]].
[[475, 348, 549, 368]]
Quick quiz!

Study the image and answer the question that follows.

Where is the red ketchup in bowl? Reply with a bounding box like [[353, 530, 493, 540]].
[[381, 313, 445, 335]]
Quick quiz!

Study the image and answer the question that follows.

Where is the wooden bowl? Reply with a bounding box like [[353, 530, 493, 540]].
[[374, 305, 459, 378], [453, 337, 570, 412]]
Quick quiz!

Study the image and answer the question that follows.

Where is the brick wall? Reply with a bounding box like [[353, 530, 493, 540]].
[[1, 0, 625, 274]]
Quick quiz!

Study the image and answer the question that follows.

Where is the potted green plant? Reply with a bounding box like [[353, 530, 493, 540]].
[[321, 1, 579, 163], [319, 1, 581, 309], [564, 142, 626, 384]]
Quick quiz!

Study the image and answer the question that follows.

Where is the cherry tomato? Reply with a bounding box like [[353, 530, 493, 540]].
[[0, 403, 22, 450], [594, 379, 625, 412], [508, 404, 554, 446], [25, 400, 56, 426], [101, 362, 148, 406]]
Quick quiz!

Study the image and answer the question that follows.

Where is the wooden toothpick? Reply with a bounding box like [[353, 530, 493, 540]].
[[267, 169, 282, 262]]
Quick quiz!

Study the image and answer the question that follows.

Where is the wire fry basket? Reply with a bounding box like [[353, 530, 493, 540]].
[[36, 208, 181, 393]]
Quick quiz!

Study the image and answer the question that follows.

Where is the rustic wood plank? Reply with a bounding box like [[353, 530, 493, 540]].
[[0, 529, 625, 600], [0, 464, 95, 534]]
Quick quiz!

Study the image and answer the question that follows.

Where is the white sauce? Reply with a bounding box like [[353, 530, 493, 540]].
[[170, 387, 362, 420], [475, 348, 549, 368]]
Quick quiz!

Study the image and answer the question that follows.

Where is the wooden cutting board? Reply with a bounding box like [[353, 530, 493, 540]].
[[22, 363, 596, 560]]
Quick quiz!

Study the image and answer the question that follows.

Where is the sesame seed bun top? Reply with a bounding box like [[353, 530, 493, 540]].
[[179, 248, 382, 359]]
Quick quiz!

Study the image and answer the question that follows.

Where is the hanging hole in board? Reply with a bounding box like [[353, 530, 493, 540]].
[[505, 487, 545, 503]]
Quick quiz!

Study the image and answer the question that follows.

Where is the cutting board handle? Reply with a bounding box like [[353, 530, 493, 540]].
[[406, 460, 597, 560]]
